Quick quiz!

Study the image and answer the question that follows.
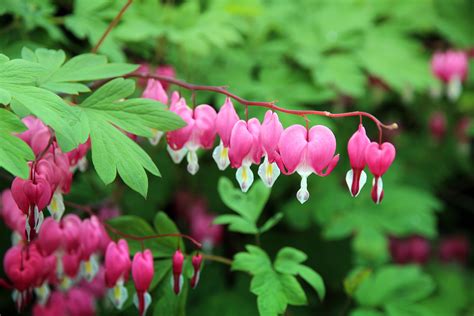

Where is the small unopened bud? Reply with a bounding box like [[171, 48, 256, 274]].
[[172, 250, 184, 295], [190, 253, 203, 289]]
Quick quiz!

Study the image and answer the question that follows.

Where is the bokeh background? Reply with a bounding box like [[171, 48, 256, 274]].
[[1, 0, 473, 315]]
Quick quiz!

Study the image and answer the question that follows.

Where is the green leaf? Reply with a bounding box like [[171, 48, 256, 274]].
[[233, 246, 325, 315], [213, 214, 259, 234], [350, 308, 385, 316], [297, 265, 326, 301], [251, 271, 287, 316], [107, 215, 177, 258], [21, 47, 137, 94], [218, 177, 271, 223], [0, 56, 84, 151], [232, 245, 272, 274], [354, 265, 435, 308], [259, 212, 284, 234], [64, 0, 126, 61], [279, 274, 307, 306], [357, 26, 434, 91], [0, 109, 35, 178], [153, 211, 183, 253], [352, 227, 390, 265], [274, 247, 307, 275], [313, 54, 366, 98], [75, 78, 185, 196]]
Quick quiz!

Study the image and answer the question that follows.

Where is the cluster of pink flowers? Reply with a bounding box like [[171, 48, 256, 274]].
[[0, 191, 109, 314], [390, 235, 470, 266], [143, 80, 397, 204], [12, 116, 89, 241], [174, 192, 223, 251], [1, 113, 202, 315], [431, 50, 469, 101]]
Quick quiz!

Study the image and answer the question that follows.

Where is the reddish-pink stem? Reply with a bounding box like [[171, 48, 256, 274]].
[[91, 0, 133, 53], [128, 73, 398, 142]]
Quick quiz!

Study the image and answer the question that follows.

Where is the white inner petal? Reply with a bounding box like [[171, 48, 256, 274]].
[[236, 163, 254, 193], [167, 145, 188, 164], [212, 141, 230, 171], [447, 76, 462, 102], [258, 156, 280, 188], [149, 129, 164, 146], [48, 191, 65, 221], [186, 150, 199, 175], [296, 174, 310, 204]]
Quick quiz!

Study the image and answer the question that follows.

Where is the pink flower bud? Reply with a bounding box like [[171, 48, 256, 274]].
[[278, 125, 339, 203], [390, 236, 430, 265], [136, 63, 152, 87], [132, 249, 154, 316], [190, 211, 223, 251], [190, 253, 203, 289], [172, 250, 184, 295], [142, 79, 168, 104], [105, 239, 131, 287], [346, 124, 370, 197], [365, 142, 396, 204], [429, 111, 447, 142]]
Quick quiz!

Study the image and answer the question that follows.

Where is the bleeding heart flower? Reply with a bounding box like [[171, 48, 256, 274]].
[[258, 111, 283, 188], [132, 249, 154, 316], [429, 111, 447, 142], [172, 250, 184, 295], [105, 239, 131, 309], [0, 189, 26, 236], [190, 253, 202, 289], [431, 50, 469, 101], [17, 116, 52, 156], [365, 142, 396, 204], [142, 79, 169, 146], [167, 101, 217, 175], [278, 125, 339, 204], [228, 119, 263, 192], [212, 97, 239, 170], [11, 177, 52, 241], [345, 124, 370, 197]]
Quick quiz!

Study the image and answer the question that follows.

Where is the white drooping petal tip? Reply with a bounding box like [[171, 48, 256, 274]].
[[133, 292, 152, 316], [167, 145, 188, 164], [212, 142, 230, 171], [447, 76, 462, 102], [345, 169, 367, 197], [372, 177, 384, 204], [296, 175, 310, 204], [236, 165, 254, 193], [108, 283, 129, 310], [48, 191, 65, 221], [258, 158, 280, 188], [149, 130, 164, 146], [186, 151, 199, 175]]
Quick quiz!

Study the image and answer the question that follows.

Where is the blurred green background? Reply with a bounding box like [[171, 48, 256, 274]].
[[0, 0, 473, 315]]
